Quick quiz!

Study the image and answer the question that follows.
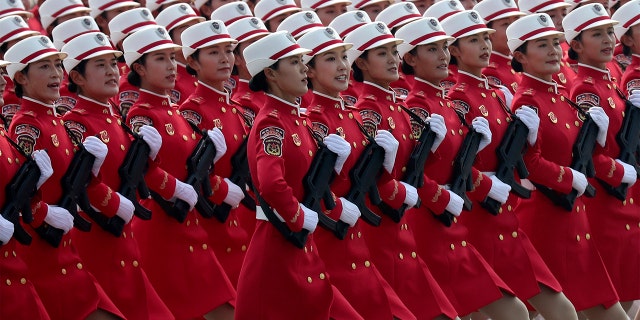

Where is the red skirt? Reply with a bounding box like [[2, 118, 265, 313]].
[[0, 240, 50, 319], [72, 221, 174, 319], [518, 192, 619, 311], [132, 200, 235, 319]]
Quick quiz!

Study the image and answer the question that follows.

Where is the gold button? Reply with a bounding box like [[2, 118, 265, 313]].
[[365, 260, 371, 267], [497, 119, 502, 125], [202, 244, 208, 250], [574, 121, 580, 127], [117, 119, 121, 125], [307, 277, 312, 283], [362, 140, 366, 146], [499, 207, 503, 214], [52, 120, 57, 126], [241, 245, 247, 252], [182, 135, 188, 141], [189, 246, 194, 252], [586, 233, 591, 240], [507, 205, 512, 212], [195, 218, 199, 225], [120, 144, 125, 151], [451, 129, 456, 135], [576, 235, 580, 241], [338, 113, 344, 119], [226, 247, 232, 253], [453, 217, 457, 223], [295, 120, 299, 126], [221, 107, 227, 113], [499, 234, 504, 240], [390, 105, 395, 111], [351, 263, 356, 270], [481, 93, 486, 98], [308, 150, 313, 156], [20, 278, 26, 285], [623, 200, 627, 206], [65, 149, 70, 155], [357, 232, 362, 238], [512, 231, 518, 238], [123, 232, 127, 238], [6, 158, 10, 164], [402, 134, 406, 140], [63, 241, 67, 247], [5, 279, 10, 286], [411, 252, 417, 258], [319, 273, 325, 280], [132, 260, 139, 267], [186, 220, 191, 226], [626, 224, 631, 231], [121, 260, 125, 267], [3, 251, 7, 258], [12, 251, 16, 257], [304, 247, 308, 253], [461, 241, 467, 247], [560, 96, 565, 101], [576, 206, 580, 212], [167, 110, 173, 116], [399, 253, 404, 259], [232, 108, 237, 114], [348, 113, 354, 119], [14, 158, 19, 164], [234, 134, 238, 141], [630, 198, 635, 204], [551, 97, 556, 103], [450, 244, 455, 250], [77, 263, 83, 270], [106, 118, 112, 124], [350, 233, 354, 240], [61, 268, 67, 275], [607, 84, 611, 89], [303, 120, 307, 126]]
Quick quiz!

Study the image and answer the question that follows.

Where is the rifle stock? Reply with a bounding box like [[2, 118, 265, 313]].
[[0, 159, 40, 245]]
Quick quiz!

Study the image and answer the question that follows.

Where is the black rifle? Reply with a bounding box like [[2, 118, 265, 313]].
[[533, 99, 597, 211], [596, 88, 640, 200], [439, 112, 481, 226], [481, 100, 531, 215], [0, 136, 40, 245], [376, 106, 436, 223], [303, 128, 350, 240], [344, 122, 384, 226], [254, 189, 308, 249], [150, 126, 217, 222]]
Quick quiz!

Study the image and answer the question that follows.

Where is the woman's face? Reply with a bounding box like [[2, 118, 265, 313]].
[[514, 35, 562, 81], [70, 53, 120, 103], [620, 24, 640, 55], [571, 24, 615, 69], [356, 42, 401, 88], [315, 3, 348, 25], [134, 48, 177, 94], [15, 57, 63, 104], [307, 46, 350, 97], [404, 39, 450, 84], [489, 16, 519, 55], [188, 42, 235, 91], [268, 54, 309, 103], [0, 67, 6, 106], [544, 7, 567, 32], [450, 31, 492, 76]]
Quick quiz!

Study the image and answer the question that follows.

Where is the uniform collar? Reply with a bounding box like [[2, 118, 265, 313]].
[[139, 88, 173, 106], [197, 80, 230, 105], [78, 95, 115, 116], [522, 73, 558, 94], [311, 91, 345, 110], [457, 69, 490, 89], [577, 63, 612, 81], [362, 81, 397, 103], [413, 77, 446, 97], [265, 93, 302, 117], [22, 96, 58, 116]]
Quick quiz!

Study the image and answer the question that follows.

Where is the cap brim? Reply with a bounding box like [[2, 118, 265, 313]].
[[264, 7, 300, 22], [0, 10, 33, 19], [525, 2, 571, 14], [63, 49, 122, 71], [92, 1, 139, 17], [0, 59, 9, 67], [32, 51, 69, 64], [303, 42, 353, 64], [485, 11, 526, 23], [354, 0, 390, 9], [398, 34, 454, 57], [454, 27, 495, 39], [1, 30, 40, 46], [166, 16, 206, 31], [306, 0, 352, 10]]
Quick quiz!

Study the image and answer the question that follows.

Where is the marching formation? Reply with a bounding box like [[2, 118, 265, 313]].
[[0, 0, 639, 319]]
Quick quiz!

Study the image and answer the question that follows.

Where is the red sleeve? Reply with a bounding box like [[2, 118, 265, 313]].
[[144, 160, 178, 200], [206, 174, 229, 205], [593, 153, 624, 186], [28, 196, 48, 227], [416, 175, 450, 215], [523, 139, 574, 194], [85, 176, 120, 217], [467, 168, 493, 201]]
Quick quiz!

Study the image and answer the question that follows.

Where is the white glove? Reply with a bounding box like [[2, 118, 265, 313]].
[[497, 85, 514, 108], [32, 150, 53, 189], [472, 117, 492, 152], [300, 203, 318, 233], [515, 106, 540, 146], [427, 113, 447, 152], [401, 182, 419, 207], [139, 125, 162, 160], [570, 168, 588, 197], [445, 190, 464, 217], [616, 159, 638, 186], [83, 136, 108, 176], [172, 180, 198, 210], [487, 175, 511, 204], [628, 90, 640, 108], [44, 205, 74, 234], [324, 133, 351, 174], [588, 107, 609, 147], [338, 197, 360, 227], [223, 178, 244, 208], [374, 130, 398, 173], [115, 192, 134, 224], [0, 215, 14, 244], [207, 128, 227, 164]]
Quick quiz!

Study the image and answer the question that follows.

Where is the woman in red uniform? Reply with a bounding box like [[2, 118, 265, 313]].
[[5, 35, 124, 320], [298, 26, 417, 320], [0, 58, 51, 320], [179, 20, 249, 288], [122, 26, 236, 319], [344, 21, 459, 319], [237, 30, 361, 320], [512, 6, 629, 319], [60, 32, 175, 320], [563, 3, 640, 317]]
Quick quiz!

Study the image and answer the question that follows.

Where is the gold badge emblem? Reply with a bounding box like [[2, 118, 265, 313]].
[[558, 73, 566, 84], [165, 123, 175, 135], [479, 105, 489, 117], [336, 127, 345, 138], [51, 134, 59, 147], [548, 112, 557, 124], [608, 97, 616, 109], [99, 130, 109, 143], [387, 117, 395, 129], [292, 133, 301, 146], [213, 118, 223, 129]]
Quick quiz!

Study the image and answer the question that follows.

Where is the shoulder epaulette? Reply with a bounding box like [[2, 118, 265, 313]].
[[522, 88, 535, 96], [267, 109, 279, 119], [189, 96, 205, 105], [454, 82, 467, 92], [22, 110, 36, 118], [308, 104, 322, 113], [363, 94, 377, 101], [137, 103, 152, 109], [583, 76, 594, 85]]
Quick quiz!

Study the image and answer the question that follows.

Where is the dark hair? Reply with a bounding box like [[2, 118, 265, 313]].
[[127, 54, 148, 87], [511, 42, 527, 73], [400, 47, 418, 75], [305, 56, 316, 90], [622, 27, 633, 56], [248, 60, 280, 92], [232, 45, 243, 76], [351, 50, 369, 82], [66, 59, 89, 94], [185, 49, 200, 76], [0, 42, 8, 55], [13, 64, 30, 98], [449, 39, 459, 65], [567, 32, 582, 61]]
